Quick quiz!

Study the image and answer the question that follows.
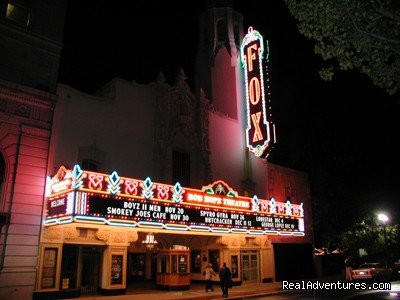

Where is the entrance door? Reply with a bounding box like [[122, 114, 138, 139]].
[[127, 253, 146, 283], [81, 248, 100, 293], [241, 250, 259, 282], [151, 253, 157, 282]]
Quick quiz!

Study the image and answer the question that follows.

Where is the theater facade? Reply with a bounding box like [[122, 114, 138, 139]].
[[34, 3, 314, 299]]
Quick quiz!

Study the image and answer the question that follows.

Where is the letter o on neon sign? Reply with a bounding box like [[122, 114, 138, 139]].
[[249, 77, 261, 105]]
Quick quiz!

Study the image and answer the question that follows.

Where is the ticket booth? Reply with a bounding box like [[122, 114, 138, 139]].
[[156, 247, 190, 290]]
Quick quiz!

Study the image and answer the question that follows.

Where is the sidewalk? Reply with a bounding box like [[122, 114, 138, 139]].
[[70, 276, 343, 300]]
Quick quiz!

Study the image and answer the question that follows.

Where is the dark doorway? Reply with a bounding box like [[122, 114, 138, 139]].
[[81, 247, 101, 293], [60, 244, 78, 289], [127, 253, 146, 283], [151, 253, 157, 282], [274, 243, 315, 281]]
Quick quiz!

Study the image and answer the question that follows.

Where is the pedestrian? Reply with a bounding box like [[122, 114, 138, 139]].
[[219, 262, 232, 298], [204, 263, 217, 292], [345, 255, 353, 281]]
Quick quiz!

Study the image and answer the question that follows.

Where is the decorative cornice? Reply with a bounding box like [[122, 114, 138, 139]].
[[127, 231, 138, 243], [64, 227, 78, 240], [43, 227, 63, 242], [0, 85, 55, 109], [21, 125, 51, 138], [97, 229, 110, 242], [0, 86, 54, 124]]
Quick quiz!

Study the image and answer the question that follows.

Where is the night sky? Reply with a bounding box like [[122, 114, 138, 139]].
[[58, 1, 400, 243]]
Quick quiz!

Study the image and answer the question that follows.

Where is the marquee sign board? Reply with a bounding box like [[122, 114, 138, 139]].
[[240, 27, 276, 158], [45, 165, 304, 236]]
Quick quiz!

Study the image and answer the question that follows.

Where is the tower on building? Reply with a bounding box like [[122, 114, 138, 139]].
[[195, 0, 244, 119]]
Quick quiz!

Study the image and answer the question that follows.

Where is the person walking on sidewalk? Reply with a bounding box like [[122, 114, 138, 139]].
[[204, 263, 217, 292], [219, 262, 232, 298], [345, 255, 353, 281]]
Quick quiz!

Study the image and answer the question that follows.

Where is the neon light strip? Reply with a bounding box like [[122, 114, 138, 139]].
[[263, 230, 279, 235], [108, 220, 138, 227], [164, 224, 189, 231], [292, 232, 305, 236], [278, 231, 294, 236], [189, 225, 211, 232], [44, 216, 73, 226], [211, 228, 230, 233], [138, 221, 164, 228], [231, 228, 248, 233], [248, 230, 264, 235], [74, 215, 107, 224]]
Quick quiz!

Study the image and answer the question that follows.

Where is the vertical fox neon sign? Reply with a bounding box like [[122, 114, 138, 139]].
[[241, 27, 276, 158]]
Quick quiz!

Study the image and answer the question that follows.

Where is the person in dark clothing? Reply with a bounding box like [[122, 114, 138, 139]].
[[219, 262, 232, 298]]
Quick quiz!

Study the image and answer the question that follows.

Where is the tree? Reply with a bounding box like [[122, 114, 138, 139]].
[[285, 0, 400, 95], [334, 215, 399, 262]]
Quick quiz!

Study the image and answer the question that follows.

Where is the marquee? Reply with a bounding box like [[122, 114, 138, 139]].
[[45, 165, 304, 236]]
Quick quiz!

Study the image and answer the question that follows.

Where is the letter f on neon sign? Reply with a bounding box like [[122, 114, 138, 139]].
[[251, 112, 263, 142], [247, 44, 258, 72]]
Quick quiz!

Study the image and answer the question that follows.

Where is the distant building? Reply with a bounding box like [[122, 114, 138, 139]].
[[0, 1, 66, 299]]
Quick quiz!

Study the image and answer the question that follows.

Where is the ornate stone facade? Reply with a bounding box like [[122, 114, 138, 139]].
[[153, 69, 211, 186]]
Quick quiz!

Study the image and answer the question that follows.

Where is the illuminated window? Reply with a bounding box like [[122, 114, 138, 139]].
[[172, 151, 190, 187], [6, 2, 30, 27], [82, 159, 98, 172]]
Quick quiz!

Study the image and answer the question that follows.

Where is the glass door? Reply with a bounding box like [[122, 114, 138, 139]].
[[241, 250, 259, 283]]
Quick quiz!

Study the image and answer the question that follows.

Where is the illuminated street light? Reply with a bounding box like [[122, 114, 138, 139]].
[[378, 213, 389, 223], [377, 213, 389, 266]]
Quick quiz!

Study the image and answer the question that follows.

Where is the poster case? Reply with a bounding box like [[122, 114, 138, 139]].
[[41, 248, 58, 289], [111, 254, 123, 285]]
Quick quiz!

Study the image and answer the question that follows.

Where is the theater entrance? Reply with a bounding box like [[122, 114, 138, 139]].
[[241, 250, 259, 283], [127, 253, 146, 283], [81, 247, 102, 293]]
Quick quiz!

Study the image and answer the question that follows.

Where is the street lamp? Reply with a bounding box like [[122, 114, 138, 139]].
[[377, 213, 389, 266]]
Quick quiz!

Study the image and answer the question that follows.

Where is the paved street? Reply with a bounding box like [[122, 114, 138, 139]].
[[64, 277, 400, 300]]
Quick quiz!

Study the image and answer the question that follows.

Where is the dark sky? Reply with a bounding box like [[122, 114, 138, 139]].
[[58, 0, 400, 240]]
